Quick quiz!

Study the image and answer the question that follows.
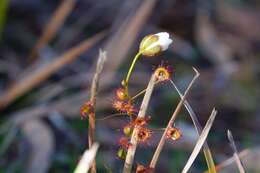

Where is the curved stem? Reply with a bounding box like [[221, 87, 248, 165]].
[[169, 79, 217, 173], [124, 52, 142, 93]]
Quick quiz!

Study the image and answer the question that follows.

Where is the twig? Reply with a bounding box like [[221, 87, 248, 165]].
[[123, 74, 157, 173], [181, 109, 217, 173], [0, 32, 105, 109], [149, 68, 200, 169], [227, 130, 246, 173], [88, 50, 106, 173], [29, 0, 77, 60], [74, 143, 99, 173], [170, 80, 217, 173]]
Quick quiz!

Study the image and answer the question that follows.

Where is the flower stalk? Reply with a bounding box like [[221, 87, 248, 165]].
[[122, 32, 172, 98], [125, 52, 142, 87]]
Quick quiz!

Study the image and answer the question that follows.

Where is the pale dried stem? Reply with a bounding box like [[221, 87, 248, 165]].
[[227, 130, 246, 173], [122, 74, 157, 173], [149, 68, 200, 169], [88, 50, 106, 173], [74, 143, 99, 173], [0, 32, 105, 109]]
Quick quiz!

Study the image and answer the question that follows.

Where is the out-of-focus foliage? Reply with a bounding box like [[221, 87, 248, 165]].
[[1, 0, 260, 172]]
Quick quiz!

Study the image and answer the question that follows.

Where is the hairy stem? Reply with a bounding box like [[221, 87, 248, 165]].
[[123, 74, 157, 173]]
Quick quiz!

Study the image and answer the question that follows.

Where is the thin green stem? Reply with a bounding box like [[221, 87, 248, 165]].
[[124, 52, 142, 93]]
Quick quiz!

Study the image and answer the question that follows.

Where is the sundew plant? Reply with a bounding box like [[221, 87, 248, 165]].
[[77, 32, 219, 173]]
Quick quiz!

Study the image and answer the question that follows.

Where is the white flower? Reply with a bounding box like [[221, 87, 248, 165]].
[[139, 32, 173, 56], [154, 32, 173, 50]]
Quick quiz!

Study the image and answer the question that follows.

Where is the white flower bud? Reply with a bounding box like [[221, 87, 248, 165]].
[[139, 32, 173, 56]]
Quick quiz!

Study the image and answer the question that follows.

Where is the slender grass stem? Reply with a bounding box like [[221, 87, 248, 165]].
[[181, 109, 217, 173], [227, 130, 246, 173], [169, 80, 217, 173], [203, 149, 250, 173], [88, 50, 106, 173], [149, 68, 199, 170]]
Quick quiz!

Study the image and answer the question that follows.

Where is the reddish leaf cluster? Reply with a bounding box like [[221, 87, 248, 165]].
[[112, 100, 137, 116], [135, 127, 152, 143]]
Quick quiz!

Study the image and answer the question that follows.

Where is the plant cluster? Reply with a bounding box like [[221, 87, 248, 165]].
[[79, 32, 218, 173]]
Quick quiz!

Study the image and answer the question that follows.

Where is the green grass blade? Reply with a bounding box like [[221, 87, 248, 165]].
[[0, 0, 9, 38], [204, 148, 217, 173]]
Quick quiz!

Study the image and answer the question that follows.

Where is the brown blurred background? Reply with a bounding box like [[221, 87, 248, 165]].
[[0, 0, 260, 172]]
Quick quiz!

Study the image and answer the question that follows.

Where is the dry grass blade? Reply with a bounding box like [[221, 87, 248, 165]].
[[227, 130, 246, 173], [88, 50, 107, 173], [195, 9, 235, 76], [0, 32, 105, 109], [30, 0, 77, 60], [203, 149, 250, 173], [181, 109, 217, 173], [149, 68, 200, 169], [74, 143, 99, 173], [22, 119, 55, 173], [123, 74, 157, 173], [170, 80, 217, 173]]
